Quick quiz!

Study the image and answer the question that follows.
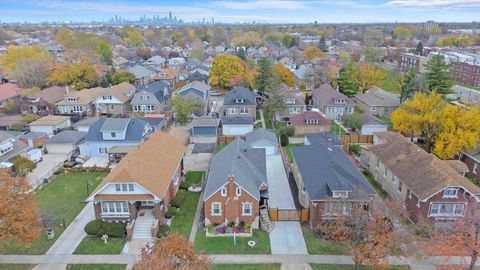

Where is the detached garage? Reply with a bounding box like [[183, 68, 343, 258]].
[[191, 118, 219, 137], [221, 117, 254, 136], [246, 128, 279, 155], [45, 130, 87, 158], [29, 115, 72, 135]]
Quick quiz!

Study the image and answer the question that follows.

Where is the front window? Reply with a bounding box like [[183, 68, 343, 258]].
[[128, 184, 134, 191], [332, 191, 348, 199], [211, 202, 222, 216], [242, 203, 252, 216], [443, 188, 458, 198], [99, 147, 108, 154], [227, 108, 238, 114], [370, 106, 377, 112], [73, 106, 82, 112], [121, 183, 127, 191], [111, 132, 116, 138], [430, 203, 465, 216], [398, 181, 403, 192], [286, 98, 296, 104], [474, 163, 478, 175], [115, 184, 121, 191], [101, 201, 129, 215], [288, 107, 301, 114], [239, 107, 248, 114], [324, 202, 352, 216]]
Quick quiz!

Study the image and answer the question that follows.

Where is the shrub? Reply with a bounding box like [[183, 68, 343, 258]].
[[157, 224, 170, 237], [285, 126, 295, 137], [84, 220, 126, 237], [180, 181, 189, 190], [165, 207, 177, 219], [12, 156, 36, 177], [63, 161, 73, 168], [349, 144, 361, 156], [171, 189, 187, 208], [280, 132, 289, 147]]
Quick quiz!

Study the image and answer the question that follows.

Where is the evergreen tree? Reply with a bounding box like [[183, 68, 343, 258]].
[[335, 63, 358, 97], [397, 69, 419, 103], [254, 58, 273, 92], [425, 55, 453, 94], [236, 47, 247, 61], [319, 36, 328, 52], [415, 41, 423, 56]]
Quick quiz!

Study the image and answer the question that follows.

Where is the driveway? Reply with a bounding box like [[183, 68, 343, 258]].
[[266, 155, 308, 255], [184, 144, 212, 171], [27, 153, 67, 189]]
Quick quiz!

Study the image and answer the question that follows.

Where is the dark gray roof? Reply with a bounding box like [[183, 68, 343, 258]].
[[246, 129, 278, 145], [137, 117, 165, 128], [73, 117, 101, 127], [136, 81, 171, 103], [46, 130, 87, 144], [224, 86, 258, 106], [86, 118, 151, 142], [100, 118, 130, 132], [221, 117, 255, 125], [292, 133, 374, 201], [305, 133, 342, 146], [361, 113, 384, 126], [355, 89, 400, 107], [21, 131, 47, 140], [204, 138, 267, 201], [187, 57, 202, 67]]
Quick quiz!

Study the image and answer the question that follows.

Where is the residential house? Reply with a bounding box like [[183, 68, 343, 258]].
[[203, 138, 268, 229], [221, 117, 255, 136], [167, 57, 186, 71], [360, 113, 387, 135], [72, 117, 100, 132], [0, 130, 31, 166], [19, 132, 49, 148], [0, 83, 22, 107], [127, 65, 154, 86], [186, 57, 202, 72], [152, 68, 180, 88], [451, 62, 480, 87], [223, 86, 257, 119], [398, 53, 427, 73], [87, 132, 186, 239], [45, 130, 87, 158], [313, 84, 355, 120], [353, 88, 400, 117], [131, 81, 170, 114], [363, 132, 480, 226], [277, 85, 305, 121], [143, 55, 166, 68], [0, 115, 25, 131], [291, 133, 375, 228], [278, 57, 296, 72], [245, 128, 278, 155], [28, 115, 72, 135], [177, 81, 210, 115], [20, 86, 68, 115], [187, 69, 209, 84], [56, 86, 104, 116], [94, 82, 135, 116], [287, 111, 330, 136], [79, 118, 153, 158], [460, 144, 480, 181]]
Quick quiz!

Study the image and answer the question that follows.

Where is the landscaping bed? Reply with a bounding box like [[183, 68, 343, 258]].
[[213, 264, 281, 270], [66, 265, 126, 270], [206, 222, 252, 237], [73, 236, 126, 254], [302, 226, 347, 255], [195, 229, 271, 254], [0, 172, 106, 254], [311, 264, 410, 270]]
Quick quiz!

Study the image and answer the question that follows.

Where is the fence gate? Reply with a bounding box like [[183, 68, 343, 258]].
[[269, 208, 308, 222]]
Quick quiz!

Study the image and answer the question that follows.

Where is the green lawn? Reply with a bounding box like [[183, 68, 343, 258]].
[[216, 142, 228, 153], [263, 110, 273, 129], [170, 191, 201, 240], [0, 265, 34, 270], [0, 172, 106, 254], [311, 264, 410, 270], [379, 72, 400, 94], [256, 110, 261, 120], [213, 264, 281, 270], [73, 236, 126, 254], [284, 143, 303, 163], [302, 226, 347, 255], [66, 265, 126, 270], [195, 229, 271, 254], [184, 171, 204, 186], [362, 171, 389, 200]]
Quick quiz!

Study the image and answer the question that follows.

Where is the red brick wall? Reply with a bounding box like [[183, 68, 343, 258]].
[[293, 124, 330, 136], [463, 155, 480, 181], [204, 176, 259, 228]]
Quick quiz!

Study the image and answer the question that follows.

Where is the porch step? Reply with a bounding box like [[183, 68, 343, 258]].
[[132, 218, 154, 239], [260, 208, 274, 233]]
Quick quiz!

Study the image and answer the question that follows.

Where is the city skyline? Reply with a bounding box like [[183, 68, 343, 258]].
[[1, 0, 480, 24]]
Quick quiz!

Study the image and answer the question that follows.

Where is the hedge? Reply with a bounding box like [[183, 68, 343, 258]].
[[157, 224, 170, 238], [180, 181, 189, 190], [165, 207, 177, 219], [84, 220, 126, 238], [171, 190, 187, 208]]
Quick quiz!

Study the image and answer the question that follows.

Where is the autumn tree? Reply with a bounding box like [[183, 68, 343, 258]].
[[303, 45, 324, 61], [136, 47, 152, 60], [122, 27, 143, 47], [352, 63, 386, 93], [209, 54, 246, 89], [364, 46, 385, 63], [281, 34, 297, 48], [0, 170, 41, 247], [48, 60, 98, 90], [272, 63, 295, 87], [170, 96, 199, 125], [12, 156, 36, 177], [0, 45, 53, 88], [134, 233, 210, 270], [342, 113, 362, 132], [425, 55, 453, 94]]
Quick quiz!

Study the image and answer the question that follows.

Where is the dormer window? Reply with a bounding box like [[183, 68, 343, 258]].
[[67, 97, 76, 102], [332, 191, 349, 199], [221, 187, 227, 197], [286, 98, 296, 104], [236, 187, 242, 197], [235, 99, 244, 103], [102, 96, 112, 100], [443, 188, 458, 198]]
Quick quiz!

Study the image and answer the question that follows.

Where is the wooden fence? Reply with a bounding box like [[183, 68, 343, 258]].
[[341, 134, 373, 151], [269, 208, 309, 222], [217, 135, 246, 144]]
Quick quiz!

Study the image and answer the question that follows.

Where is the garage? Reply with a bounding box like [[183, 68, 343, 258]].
[[246, 129, 279, 155], [221, 117, 254, 136], [45, 130, 87, 159], [191, 118, 219, 137]]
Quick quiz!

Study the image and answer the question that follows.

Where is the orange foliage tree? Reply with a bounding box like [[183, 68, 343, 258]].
[[272, 63, 295, 87], [0, 169, 41, 247], [134, 233, 210, 270]]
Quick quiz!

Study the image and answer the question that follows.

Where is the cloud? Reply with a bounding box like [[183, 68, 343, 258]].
[[211, 0, 308, 10], [385, 0, 480, 9]]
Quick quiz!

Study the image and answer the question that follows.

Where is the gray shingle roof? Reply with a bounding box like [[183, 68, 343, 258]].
[[86, 118, 151, 142], [305, 133, 342, 146], [246, 129, 278, 145], [292, 133, 374, 201], [0, 131, 31, 163], [223, 86, 258, 106], [221, 117, 255, 125], [21, 131, 47, 140], [100, 118, 131, 132], [46, 130, 87, 144], [135, 81, 171, 103], [354, 88, 400, 107], [204, 138, 267, 201]]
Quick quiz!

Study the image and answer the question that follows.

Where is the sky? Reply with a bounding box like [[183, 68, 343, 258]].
[[1, 0, 480, 24]]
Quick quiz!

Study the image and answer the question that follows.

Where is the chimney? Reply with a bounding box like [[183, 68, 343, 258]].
[[228, 174, 234, 183]]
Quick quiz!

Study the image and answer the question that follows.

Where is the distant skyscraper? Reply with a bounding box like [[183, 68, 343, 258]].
[[169, 11, 172, 22]]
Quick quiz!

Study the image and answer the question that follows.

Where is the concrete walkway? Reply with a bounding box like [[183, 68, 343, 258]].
[[266, 155, 308, 255], [281, 264, 312, 270], [259, 109, 266, 129]]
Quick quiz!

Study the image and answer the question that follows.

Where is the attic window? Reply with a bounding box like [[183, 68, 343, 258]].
[[67, 97, 76, 102], [443, 188, 458, 198], [221, 188, 227, 197], [332, 191, 349, 199], [235, 99, 244, 103]]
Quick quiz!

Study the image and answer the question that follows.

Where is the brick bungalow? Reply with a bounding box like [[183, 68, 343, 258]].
[[203, 138, 268, 229], [291, 133, 375, 229], [87, 132, 186, 237], [363, 132, 480, 226], [460, 144, 480, 181], [287, 111, 330, 136]]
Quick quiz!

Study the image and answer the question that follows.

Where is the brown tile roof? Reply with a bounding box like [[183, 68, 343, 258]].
[[289, 111, 330, 126], [92, 132, 186, 200], [0, 83, 22, 102], [94, 194, 154, 201], [369, 132, 480, 200]]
